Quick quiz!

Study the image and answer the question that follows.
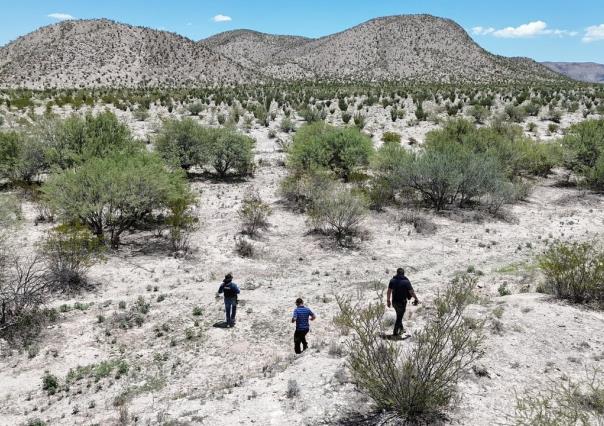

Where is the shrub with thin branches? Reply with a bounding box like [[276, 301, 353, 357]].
[[336, 274, 484, 421], [538, 240, 604, 306], [239, 190, 272, 236]]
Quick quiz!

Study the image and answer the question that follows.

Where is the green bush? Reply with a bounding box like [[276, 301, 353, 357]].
[[43, 151, 192, 248], [280, 117, 295, 133], [467, 105, 490, 124], [308, 186, 367, 242], [514, 370, 604, 425], [41, 223, 104, 291], [382, 132, 401, 144], [336, 274, 483, 420], [166, 190, 198, 253], [538, 240, 604, 306], [239, 190, 272, 236], [40, 111, 138, 169], [562, 118, 604, 190], [0, 130, 45, 184], [42, 372, 59, 395], [155, 120, 254, 178], [155, 118, 206, 170], [210, 130, 255, 177], [288, 122, 373, 180]]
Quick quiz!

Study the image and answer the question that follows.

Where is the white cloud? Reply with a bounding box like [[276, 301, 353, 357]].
[[583, 24, 604, 42], [212, 14, 232, 23], [48, 13, 75, 21], [472, 26, 495, 36], [472, 21, 576, 39]]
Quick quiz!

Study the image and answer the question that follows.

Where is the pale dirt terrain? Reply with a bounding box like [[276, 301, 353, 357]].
[[0, 107, 603, 426]]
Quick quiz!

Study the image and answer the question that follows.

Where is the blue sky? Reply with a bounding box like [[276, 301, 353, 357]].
[[1, 0, 603, 62]]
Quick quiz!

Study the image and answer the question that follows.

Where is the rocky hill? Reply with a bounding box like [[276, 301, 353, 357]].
[[0, 15, 564, 88], [542, 62, 604, 83], [0, 19, 258, 88]]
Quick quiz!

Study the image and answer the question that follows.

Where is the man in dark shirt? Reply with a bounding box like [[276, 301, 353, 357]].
[[387, 268, 419, 336], [291, 298, 316, 354], [217, 273, 240, 327]]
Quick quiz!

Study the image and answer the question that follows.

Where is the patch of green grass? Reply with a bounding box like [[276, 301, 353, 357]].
[[113, 375, 166, 406], [66, 359, 129, 383]]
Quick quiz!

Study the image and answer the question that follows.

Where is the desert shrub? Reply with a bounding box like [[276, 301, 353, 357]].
[[514, 370, 604, 425], [279, 168, 336, 212], [40, 111, 138, 169], [504, 105, 528, 123], [336, 274, 484, 420], [341, 111, 352, 124], [288, 122, 373, 180], [426, 119, 560, 178], [537, 240, 604, 306], [235, 236, 254, 258], [239, 190, 272, 236], [0, 131, 46, 184], [562, 118, 604, 190], [42, 372, 59, 395], [280, 117, 295, 133], [0, 194, 22, 228], [188, 102, 204, 116], [308, 186, 367, 242], [43, 151, 192, 248], [41, 224, 103, 291], [399, 209, 437, 234], [209, 130, 255, 177], [300, 107, 323, 123], [467, 105, 490, 124], [0, 252, 49, 334], [166, 191, 198, 253], [382, 132, 401, 144], [353, 113, 366, 129], [155, 118, 206, 170]]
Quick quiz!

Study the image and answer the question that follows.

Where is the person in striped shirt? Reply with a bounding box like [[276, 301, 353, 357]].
[[291, 298, 316, 354]]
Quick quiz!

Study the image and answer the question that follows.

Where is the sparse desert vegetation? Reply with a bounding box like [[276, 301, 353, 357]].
[[0, 12, 604, 426]]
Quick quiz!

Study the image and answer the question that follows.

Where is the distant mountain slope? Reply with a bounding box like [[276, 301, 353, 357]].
[[542, 62, 604, 83], [0, 19, 258, 88], [201, 30, 310, 71], [0, 15, 565, 88], [258, 15, 561, 83]]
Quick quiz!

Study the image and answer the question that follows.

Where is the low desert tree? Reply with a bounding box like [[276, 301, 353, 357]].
[[41, 223, 103, 291], [155, 118, 206, 170], [538, 240, 604, 306], [562, 118, 604, 190], [209, 130, 255, 178], [239, 190, 272, 236], [0, 130, 46, 185], [288, 122, 373, 180], [40, 111, 139, 169], [307, 186, 367, 242], [42, 152, 193, 248], [335, 274, 484, 421]]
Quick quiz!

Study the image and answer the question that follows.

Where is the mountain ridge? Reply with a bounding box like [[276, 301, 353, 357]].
[[0, 15, 565, 88], [542, 62, 604, 83]]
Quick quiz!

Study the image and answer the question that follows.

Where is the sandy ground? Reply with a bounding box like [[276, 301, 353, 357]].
[[0, 106, 603, 426]]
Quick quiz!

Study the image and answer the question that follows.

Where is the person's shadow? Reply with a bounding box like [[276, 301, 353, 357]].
[[212, 321, 230, 328]]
